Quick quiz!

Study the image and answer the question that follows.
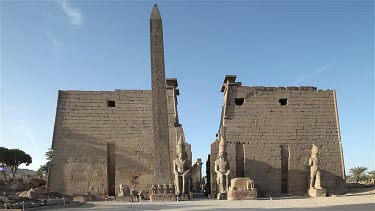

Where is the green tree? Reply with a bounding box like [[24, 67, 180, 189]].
[[45, 148, 53, 161], [0, 147, 9, 181], [36, 148, 53, 177], [5, 149, 32, 178], [36, 167, 44, 177], [367, 170, 375, 180], [349, 166, 368, 183]]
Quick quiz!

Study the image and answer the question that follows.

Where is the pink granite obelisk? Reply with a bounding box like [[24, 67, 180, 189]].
[[150, 4, 171, 184]]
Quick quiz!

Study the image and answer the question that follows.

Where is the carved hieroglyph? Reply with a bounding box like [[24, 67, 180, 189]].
[[309, 144, 323, 189], [150, 4, 171, 184], [173, 136, 190, 194], [215, 130, 230, 194]]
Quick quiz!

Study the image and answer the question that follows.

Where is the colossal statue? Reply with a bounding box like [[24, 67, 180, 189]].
[[309, 144, 323, 189], [215, 133, 230, 194], [173, 135, 190, 195]]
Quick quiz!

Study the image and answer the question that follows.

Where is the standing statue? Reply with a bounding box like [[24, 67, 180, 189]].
[[117, 184, 126, 196], [215, 134, 230, 195], [309, 144, 323, 189], [173, 135, 190, 195]]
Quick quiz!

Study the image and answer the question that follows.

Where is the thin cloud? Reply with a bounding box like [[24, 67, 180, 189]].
[[18, 120, 36, 144], [24, 129, 35, 142], [292, 65, 330, 85], [59, 0, 82, 26], [45, 31, 61, 50], [14, 120, 44, 170]]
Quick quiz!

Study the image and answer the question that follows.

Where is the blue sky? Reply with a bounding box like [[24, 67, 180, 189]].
[[1, 0, 373, 174]]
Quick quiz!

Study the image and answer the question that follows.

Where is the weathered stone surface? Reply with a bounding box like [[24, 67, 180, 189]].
[[227, 189, 257, 200], [173, 135, 191, 195], [150, 183, 176, 202], [150, 193, 176, 202], [230, 177, 254, 191], [47, 88, 186, 196], [25, 178, 46, 188], [47, 5, 193, 197], [16, 188, 39, 199], [308, 188, 326, 197], [150, 4, 171, 185], [309, 144, 323, 189], [0, 196, 15, 203], [227, 177, 257, 200], [74, 195, 95, 202], [139, 189, 150, 200], [45, 4, 194, 198], [211, 75, 346, 196], [176, 194, 190, 201], [215, 128, 230, 196], [191, 158, 203, 192]]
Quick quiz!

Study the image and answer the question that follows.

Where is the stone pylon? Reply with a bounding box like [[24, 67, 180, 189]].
[[150, 4, 171, 184]]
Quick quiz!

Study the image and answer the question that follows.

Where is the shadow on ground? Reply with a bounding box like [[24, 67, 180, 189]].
[[346, 187, 375, 196], [50, 202, 375, 211]]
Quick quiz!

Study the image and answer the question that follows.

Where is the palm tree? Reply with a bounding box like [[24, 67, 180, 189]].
[[367, 170, 375, 180], [349, 166, 368, 183], [36, 148, 53, 178]]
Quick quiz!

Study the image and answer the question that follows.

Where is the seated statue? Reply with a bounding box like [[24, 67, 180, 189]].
[[215, 135, 230, 193], [309, 144, 323, 189], [173, 135, 190, 195]]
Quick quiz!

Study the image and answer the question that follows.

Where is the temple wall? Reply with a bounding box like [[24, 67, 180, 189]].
[[48, 87, 184, 196], [191, 159, 203, 191], [211, 81, 346, 196]]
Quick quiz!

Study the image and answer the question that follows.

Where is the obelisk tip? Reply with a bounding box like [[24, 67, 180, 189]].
[[150, 4, 162, 20]]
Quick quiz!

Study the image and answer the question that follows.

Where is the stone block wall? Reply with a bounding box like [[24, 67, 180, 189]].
[[210, 140, 218, 196], [211, 76, 346, 196], [48, 87, 185, 196], [191, 158, 203, 191]]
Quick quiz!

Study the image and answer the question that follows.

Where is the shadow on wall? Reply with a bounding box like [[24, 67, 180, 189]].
[[244, 159, 346, 197], [245, 160, 344, 196], [48, 126, 153, 196], [210, 142, 346, 197], [320, 169, 347, 194], [244, 159, 282, 197], [223, 84, 346, 196]]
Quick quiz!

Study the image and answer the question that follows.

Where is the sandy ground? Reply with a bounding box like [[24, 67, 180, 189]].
[[51, 188, 375, 211]]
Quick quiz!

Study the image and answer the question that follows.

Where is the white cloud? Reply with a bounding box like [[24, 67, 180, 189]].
[[292, 64, 330, 85], [59, 0, 82, 26]]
